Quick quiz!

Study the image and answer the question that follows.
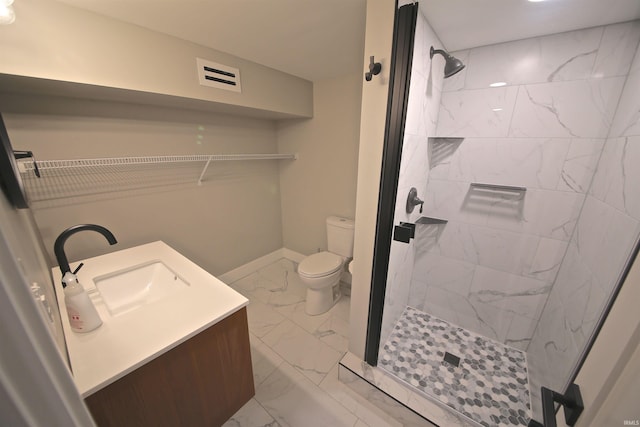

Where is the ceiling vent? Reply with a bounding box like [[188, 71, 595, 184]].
[[196, 58, 241, 93]]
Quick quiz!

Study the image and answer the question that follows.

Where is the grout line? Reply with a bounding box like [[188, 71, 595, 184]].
[[239, 256, 360, 426]]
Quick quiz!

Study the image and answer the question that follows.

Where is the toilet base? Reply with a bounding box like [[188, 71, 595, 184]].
[[305, 284, 341, 315]]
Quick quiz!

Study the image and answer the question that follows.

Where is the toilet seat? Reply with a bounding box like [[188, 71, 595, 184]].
[[298, 252, 342, 278]]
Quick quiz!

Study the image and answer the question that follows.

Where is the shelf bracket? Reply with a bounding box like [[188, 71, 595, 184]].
[[197, 157, 213, 186]]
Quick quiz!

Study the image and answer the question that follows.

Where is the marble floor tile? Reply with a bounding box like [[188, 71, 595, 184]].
[[232, 262, 307, 310], [231, 271, 283, 294], [274, 301, 333, 334], [331, 296, 352, 322], [250, 284, 307, 309], [233, 257, 468, 427], [255, 361, 358, 427], [257, 259, 309, 297], [262, 318, 343, 385], [250, 333, 284, 387], [245, 299, 286, 338], [337, 364, 438, 427], [315, 315, 350, 353], [222, 398, 280, 427], [256, 258, 299, 282], [320, 364, 410, 427]]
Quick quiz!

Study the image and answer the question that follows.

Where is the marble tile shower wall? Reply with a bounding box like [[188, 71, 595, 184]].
[[379, 7, 445, 350], [408, 21, 640, 356], [527, 24, 640, 405]]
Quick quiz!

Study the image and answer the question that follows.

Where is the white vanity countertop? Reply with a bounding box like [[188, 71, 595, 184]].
[[52, 241, 248, 397]]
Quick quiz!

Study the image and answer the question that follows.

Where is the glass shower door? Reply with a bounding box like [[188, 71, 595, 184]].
[[365, 2, 640, 426]]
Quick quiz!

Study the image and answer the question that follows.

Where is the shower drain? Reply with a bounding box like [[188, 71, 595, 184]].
[[443, 351, 461, 367]]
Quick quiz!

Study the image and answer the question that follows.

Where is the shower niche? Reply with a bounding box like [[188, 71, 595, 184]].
[[428, 137, 463, 170]]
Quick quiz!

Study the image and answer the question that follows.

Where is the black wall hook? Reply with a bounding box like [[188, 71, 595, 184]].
[[365, 56, 382, 81]]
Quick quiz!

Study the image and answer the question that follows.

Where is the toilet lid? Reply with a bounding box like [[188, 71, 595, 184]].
[[298, 252, 342, 278]]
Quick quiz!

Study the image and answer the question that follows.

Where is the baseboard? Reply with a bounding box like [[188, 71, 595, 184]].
[[219, 247, 352, 287], [282, 247, 306, 263], [219, 247, 308, 284], [218, 249, 285, 284]]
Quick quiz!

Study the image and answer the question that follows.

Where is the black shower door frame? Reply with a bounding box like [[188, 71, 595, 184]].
[[364, 2, 418, 365]]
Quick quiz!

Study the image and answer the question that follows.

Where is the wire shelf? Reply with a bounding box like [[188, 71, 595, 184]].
[[17, 153, 297, 205], [18, 153, 297, 172]]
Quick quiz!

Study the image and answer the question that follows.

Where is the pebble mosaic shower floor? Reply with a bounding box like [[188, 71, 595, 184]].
[[379, 306, 531, 427]]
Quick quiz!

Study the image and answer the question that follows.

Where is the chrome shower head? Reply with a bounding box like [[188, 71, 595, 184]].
[[430, 46, 465, 78]]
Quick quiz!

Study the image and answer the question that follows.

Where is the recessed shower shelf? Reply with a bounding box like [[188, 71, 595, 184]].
[[470, 182, 527, 193], [428, 137, 464, 170], [416, 216, 448, 225], [428, 137, 465, 142]]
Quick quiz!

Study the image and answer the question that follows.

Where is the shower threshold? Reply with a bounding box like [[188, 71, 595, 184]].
[[379, 307, 531, 427]]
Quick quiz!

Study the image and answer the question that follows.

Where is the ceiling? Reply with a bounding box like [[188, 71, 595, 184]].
[[56, 0, 367, 82], [56, 0, 640, 82], [422, 0, 640, 52]]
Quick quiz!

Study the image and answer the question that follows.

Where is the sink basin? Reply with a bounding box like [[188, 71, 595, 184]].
[[94, 260, 190, 316]]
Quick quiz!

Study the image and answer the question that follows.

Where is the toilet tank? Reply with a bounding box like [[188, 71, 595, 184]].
[[326, 216, 355, 258]]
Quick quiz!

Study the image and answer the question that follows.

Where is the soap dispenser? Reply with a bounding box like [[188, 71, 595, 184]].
[[62, 269, 102, 333]]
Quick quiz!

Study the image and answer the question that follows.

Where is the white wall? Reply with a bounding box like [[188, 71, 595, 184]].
[[349, 0, 397, 359], [277, 73, 363, 255], [0, 0, 312, 119], [5, 110, 284, 276]]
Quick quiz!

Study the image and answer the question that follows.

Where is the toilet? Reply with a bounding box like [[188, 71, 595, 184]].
[[298, 216, 355, 315]]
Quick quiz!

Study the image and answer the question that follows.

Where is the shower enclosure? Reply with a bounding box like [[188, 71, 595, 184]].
[[365, 3, 640, 426]]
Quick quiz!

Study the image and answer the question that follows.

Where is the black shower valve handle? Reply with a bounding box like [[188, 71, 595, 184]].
[[406, 187, 424, 214]]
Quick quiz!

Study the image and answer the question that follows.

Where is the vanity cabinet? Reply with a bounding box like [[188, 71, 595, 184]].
[[84, 307, 254, 426]]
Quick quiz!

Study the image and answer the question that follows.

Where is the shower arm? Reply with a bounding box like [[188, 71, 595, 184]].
[[430, 47, 447, 58]]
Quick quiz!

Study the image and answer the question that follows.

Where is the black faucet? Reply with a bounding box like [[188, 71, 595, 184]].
[[54, 224, 118, 279]]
